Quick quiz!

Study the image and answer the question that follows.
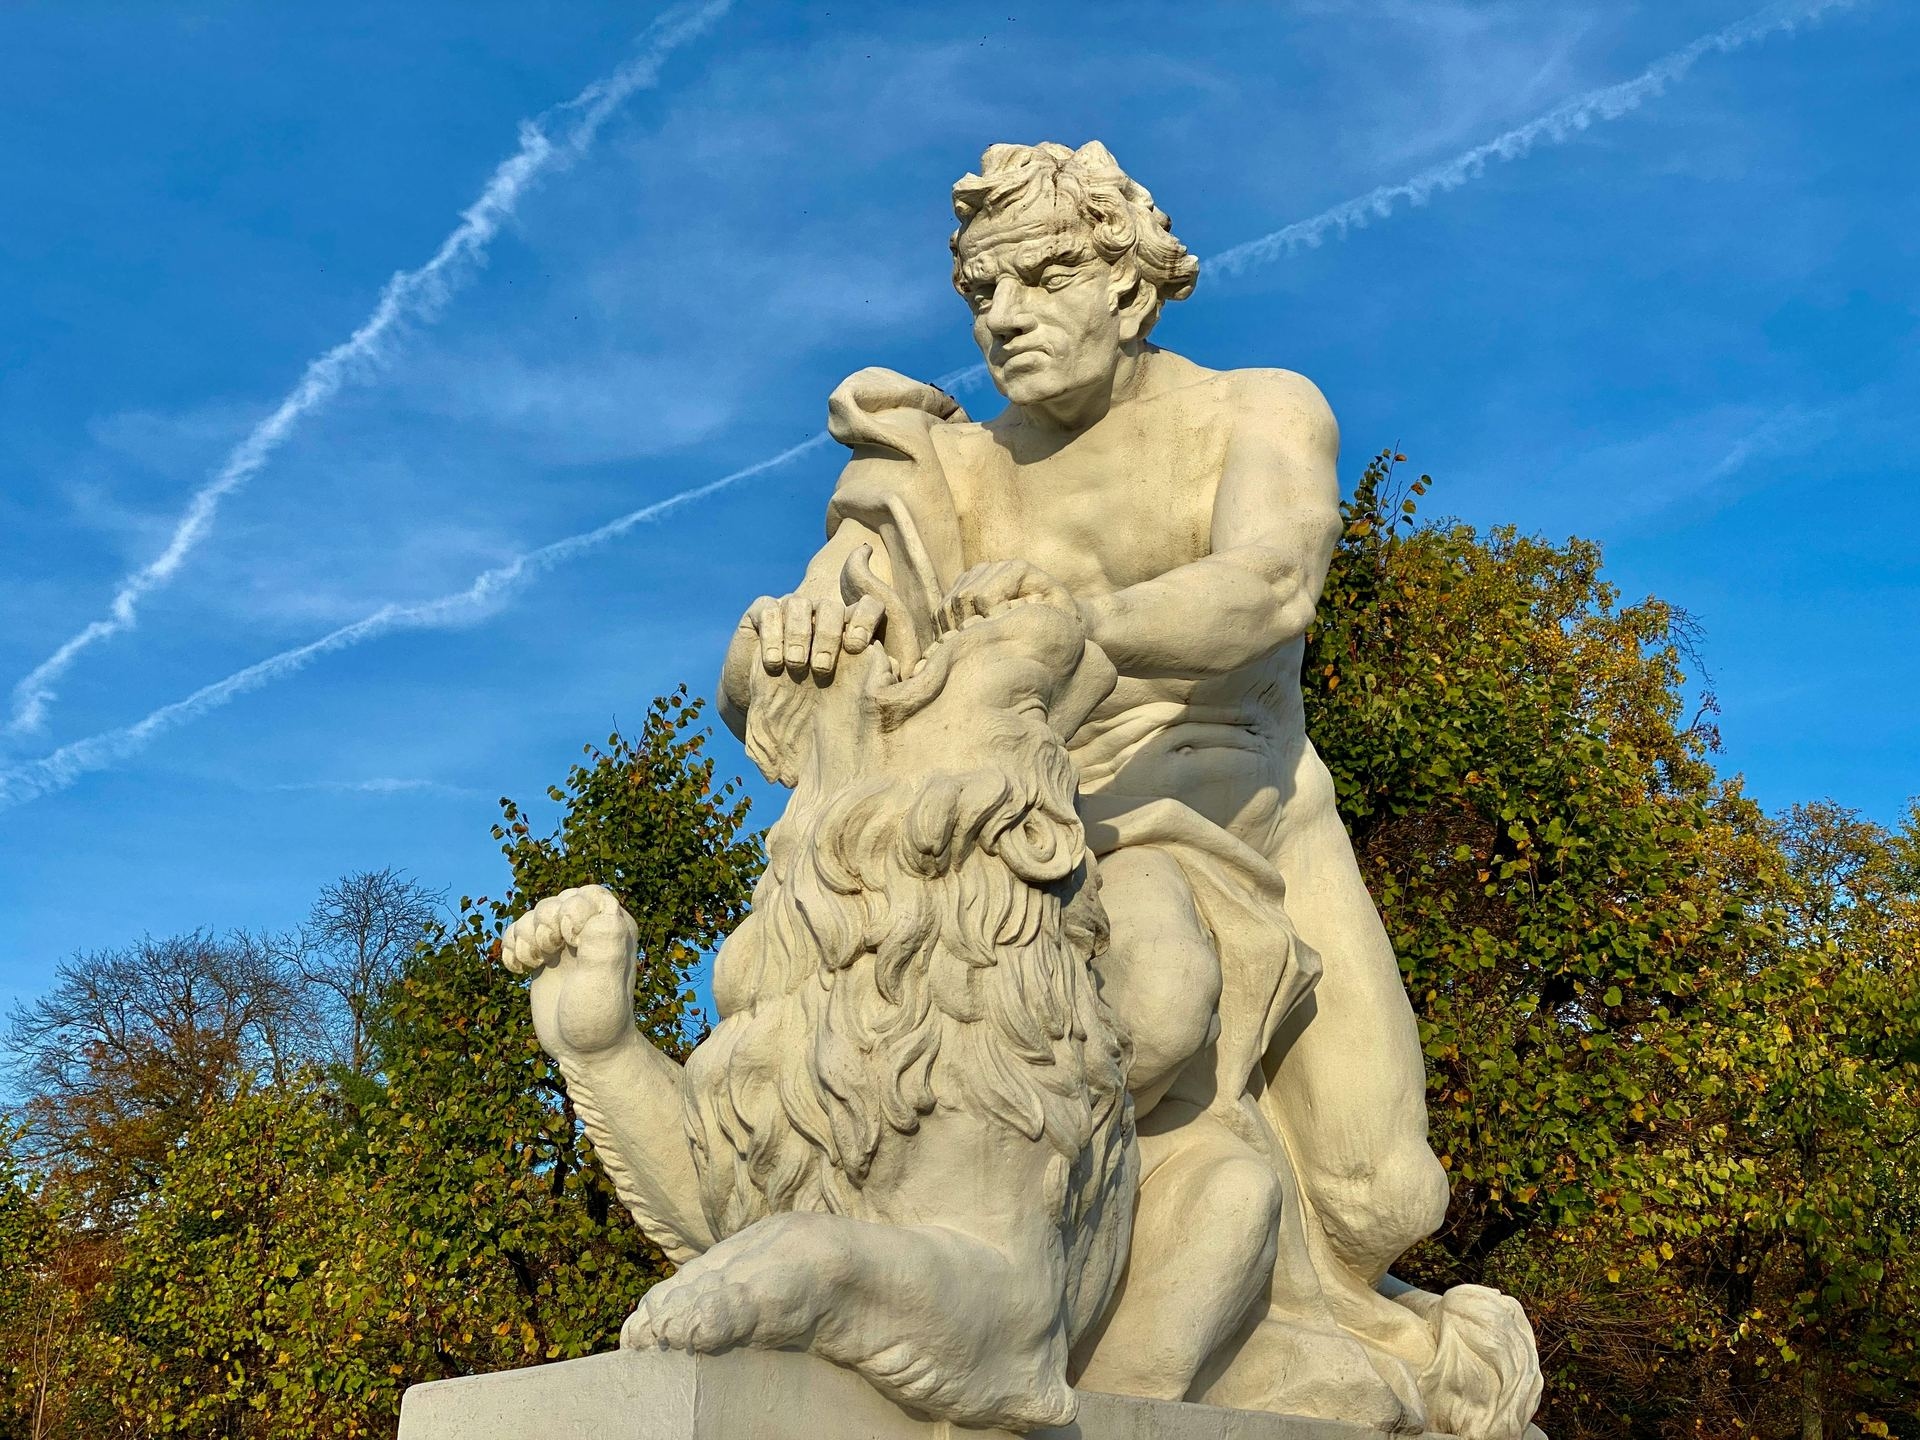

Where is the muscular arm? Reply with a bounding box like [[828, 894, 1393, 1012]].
[[1078, 371, 1342, 679]]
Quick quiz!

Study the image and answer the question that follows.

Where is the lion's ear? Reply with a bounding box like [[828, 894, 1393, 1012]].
[[992, 808, 1085, 886]]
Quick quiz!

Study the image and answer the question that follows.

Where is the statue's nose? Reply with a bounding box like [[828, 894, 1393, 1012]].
[[984, 278, 1034, 336]]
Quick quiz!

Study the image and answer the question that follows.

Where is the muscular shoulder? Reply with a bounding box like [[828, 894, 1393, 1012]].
[[1219, 367, 1339, 462]]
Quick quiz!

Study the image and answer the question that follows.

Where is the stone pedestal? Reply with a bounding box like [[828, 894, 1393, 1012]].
[[396, 1348, 1404, 1439]]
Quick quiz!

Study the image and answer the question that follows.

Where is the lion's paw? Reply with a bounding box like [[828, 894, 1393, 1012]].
[[622, 1214, 844, 1357], [503, 885, 640, 1057], [1415, 1284, 1544, 1440], [623, 1272, 772, 1354], [500, 884, 634, 977]]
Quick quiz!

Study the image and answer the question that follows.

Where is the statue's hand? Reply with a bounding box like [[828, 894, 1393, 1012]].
[[500, 885, 640, 1058], [942, 560, 1079, 631], [740, 591, 888, 678]]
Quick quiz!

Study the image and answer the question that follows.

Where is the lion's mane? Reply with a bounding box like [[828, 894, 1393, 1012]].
[[684, 728, 1130, 1241]]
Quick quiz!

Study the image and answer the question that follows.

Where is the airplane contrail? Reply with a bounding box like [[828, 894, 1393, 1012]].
[[3, 0, 731, 738], [0, 0, 1860, 810], [1210, 0, 1861, 275], [0, 433, 827, 812]]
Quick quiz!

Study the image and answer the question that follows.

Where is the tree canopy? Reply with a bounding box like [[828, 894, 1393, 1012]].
[[1, 480, 1913, 1439], [1306, 455, 1920, 1438], [1, 690, 758, 1439]]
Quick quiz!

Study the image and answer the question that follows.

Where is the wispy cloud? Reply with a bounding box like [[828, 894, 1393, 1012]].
[[3, 0, 731, 738], [269, 777, 482, 799], [1704, 404, 1831, 486], [1210, 0, 1861, 275], [0, 0, 1860, 811], [0, 435, 827, 812]]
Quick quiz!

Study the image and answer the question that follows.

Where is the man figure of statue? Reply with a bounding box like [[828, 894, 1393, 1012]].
[[723, 141, 1540, 1437]]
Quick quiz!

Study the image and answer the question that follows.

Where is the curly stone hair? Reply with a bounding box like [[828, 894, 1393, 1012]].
[[682, 730, 1126, 1233], [950, 141, 1199, 336]]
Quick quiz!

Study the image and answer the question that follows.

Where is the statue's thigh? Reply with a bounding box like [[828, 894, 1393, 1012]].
[[1093, 847, 1221, 1101]]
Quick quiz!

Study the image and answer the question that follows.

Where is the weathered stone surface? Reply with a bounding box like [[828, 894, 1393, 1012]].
[[445, 138, 1546, 1440], [395, 1348, 1403, 1440]]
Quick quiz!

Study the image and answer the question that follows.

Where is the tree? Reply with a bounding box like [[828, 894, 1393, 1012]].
[[1303, 454, 1920, 1437], [3, 934, 305, 1231], [295, 868, 443, 1079], [0, 1136, 122, 1440], [104, 1083, 402, 1439], [50, 692, 760, 1438], [1637, 801, 1920, 1438]]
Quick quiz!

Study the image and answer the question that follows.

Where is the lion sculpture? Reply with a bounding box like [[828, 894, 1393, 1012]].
[[500, 543, 1136, 1430]]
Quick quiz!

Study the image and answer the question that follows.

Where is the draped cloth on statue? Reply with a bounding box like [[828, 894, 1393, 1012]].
[[822, 368, 1322, 1156]]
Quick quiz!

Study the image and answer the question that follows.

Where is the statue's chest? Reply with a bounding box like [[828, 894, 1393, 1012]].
[[941, 416, 1223, 592]]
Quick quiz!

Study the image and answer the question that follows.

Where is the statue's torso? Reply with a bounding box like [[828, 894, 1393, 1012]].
[[930, 355, 1331, 859]]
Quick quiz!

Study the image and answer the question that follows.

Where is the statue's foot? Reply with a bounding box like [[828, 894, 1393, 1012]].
[[1192, 1310, 1425, 1432], [623, 1212, 845, 1354]]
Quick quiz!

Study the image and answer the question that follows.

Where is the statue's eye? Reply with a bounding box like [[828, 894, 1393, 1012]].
[[968, 286, 995, 312], [1041, 268, 1076, 292]]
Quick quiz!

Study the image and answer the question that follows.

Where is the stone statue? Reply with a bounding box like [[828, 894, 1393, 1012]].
[[504, 560, 1133, 1429], [493, 141, 1544, 1439]]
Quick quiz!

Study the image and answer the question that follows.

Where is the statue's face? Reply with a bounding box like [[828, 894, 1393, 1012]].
[[955, 200, 1131, 411]]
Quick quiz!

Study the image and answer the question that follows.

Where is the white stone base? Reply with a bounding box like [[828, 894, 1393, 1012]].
[[396, 1347, 1411, 1439]]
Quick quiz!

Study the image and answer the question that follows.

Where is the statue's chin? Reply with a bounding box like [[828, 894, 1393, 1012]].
[[996, 371, 1060, 407]]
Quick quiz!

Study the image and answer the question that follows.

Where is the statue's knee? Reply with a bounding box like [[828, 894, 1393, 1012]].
[[1157, 946, 1222, 1063], [1185, 1154, 1283, 1268], [1313, 1144, 1449, 1266], [1103, 934, 1220, 1091], [1396, 1146, 1451, 1241]]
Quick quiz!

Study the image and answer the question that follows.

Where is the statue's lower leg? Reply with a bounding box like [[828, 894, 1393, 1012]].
[[1072, 1106, 1280, 1400]]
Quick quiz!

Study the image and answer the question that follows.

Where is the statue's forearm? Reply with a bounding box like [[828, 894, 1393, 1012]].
[[1081, 547, 1318, 678]]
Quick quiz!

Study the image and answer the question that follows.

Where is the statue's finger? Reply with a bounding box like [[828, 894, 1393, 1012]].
[[845, 594, 885, 652], [758, 600, 786, 671], [811, 598, 846, 675], [782, 594, 813, 670]]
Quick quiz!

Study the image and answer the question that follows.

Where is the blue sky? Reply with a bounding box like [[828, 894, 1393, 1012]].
[[2, 0, 1915, 1009]]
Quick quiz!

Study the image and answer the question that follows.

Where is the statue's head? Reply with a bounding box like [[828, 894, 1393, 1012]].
[[950, 141, 1198, 411]]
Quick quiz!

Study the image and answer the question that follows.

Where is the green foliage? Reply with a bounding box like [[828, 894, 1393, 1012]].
[[1306, 453, 1920, 1437], [4, 477, 1911, 1439], [0, 690, 759, 1439], [105, 1085, 401, 1437], [0, 1142, 119, 1440]]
